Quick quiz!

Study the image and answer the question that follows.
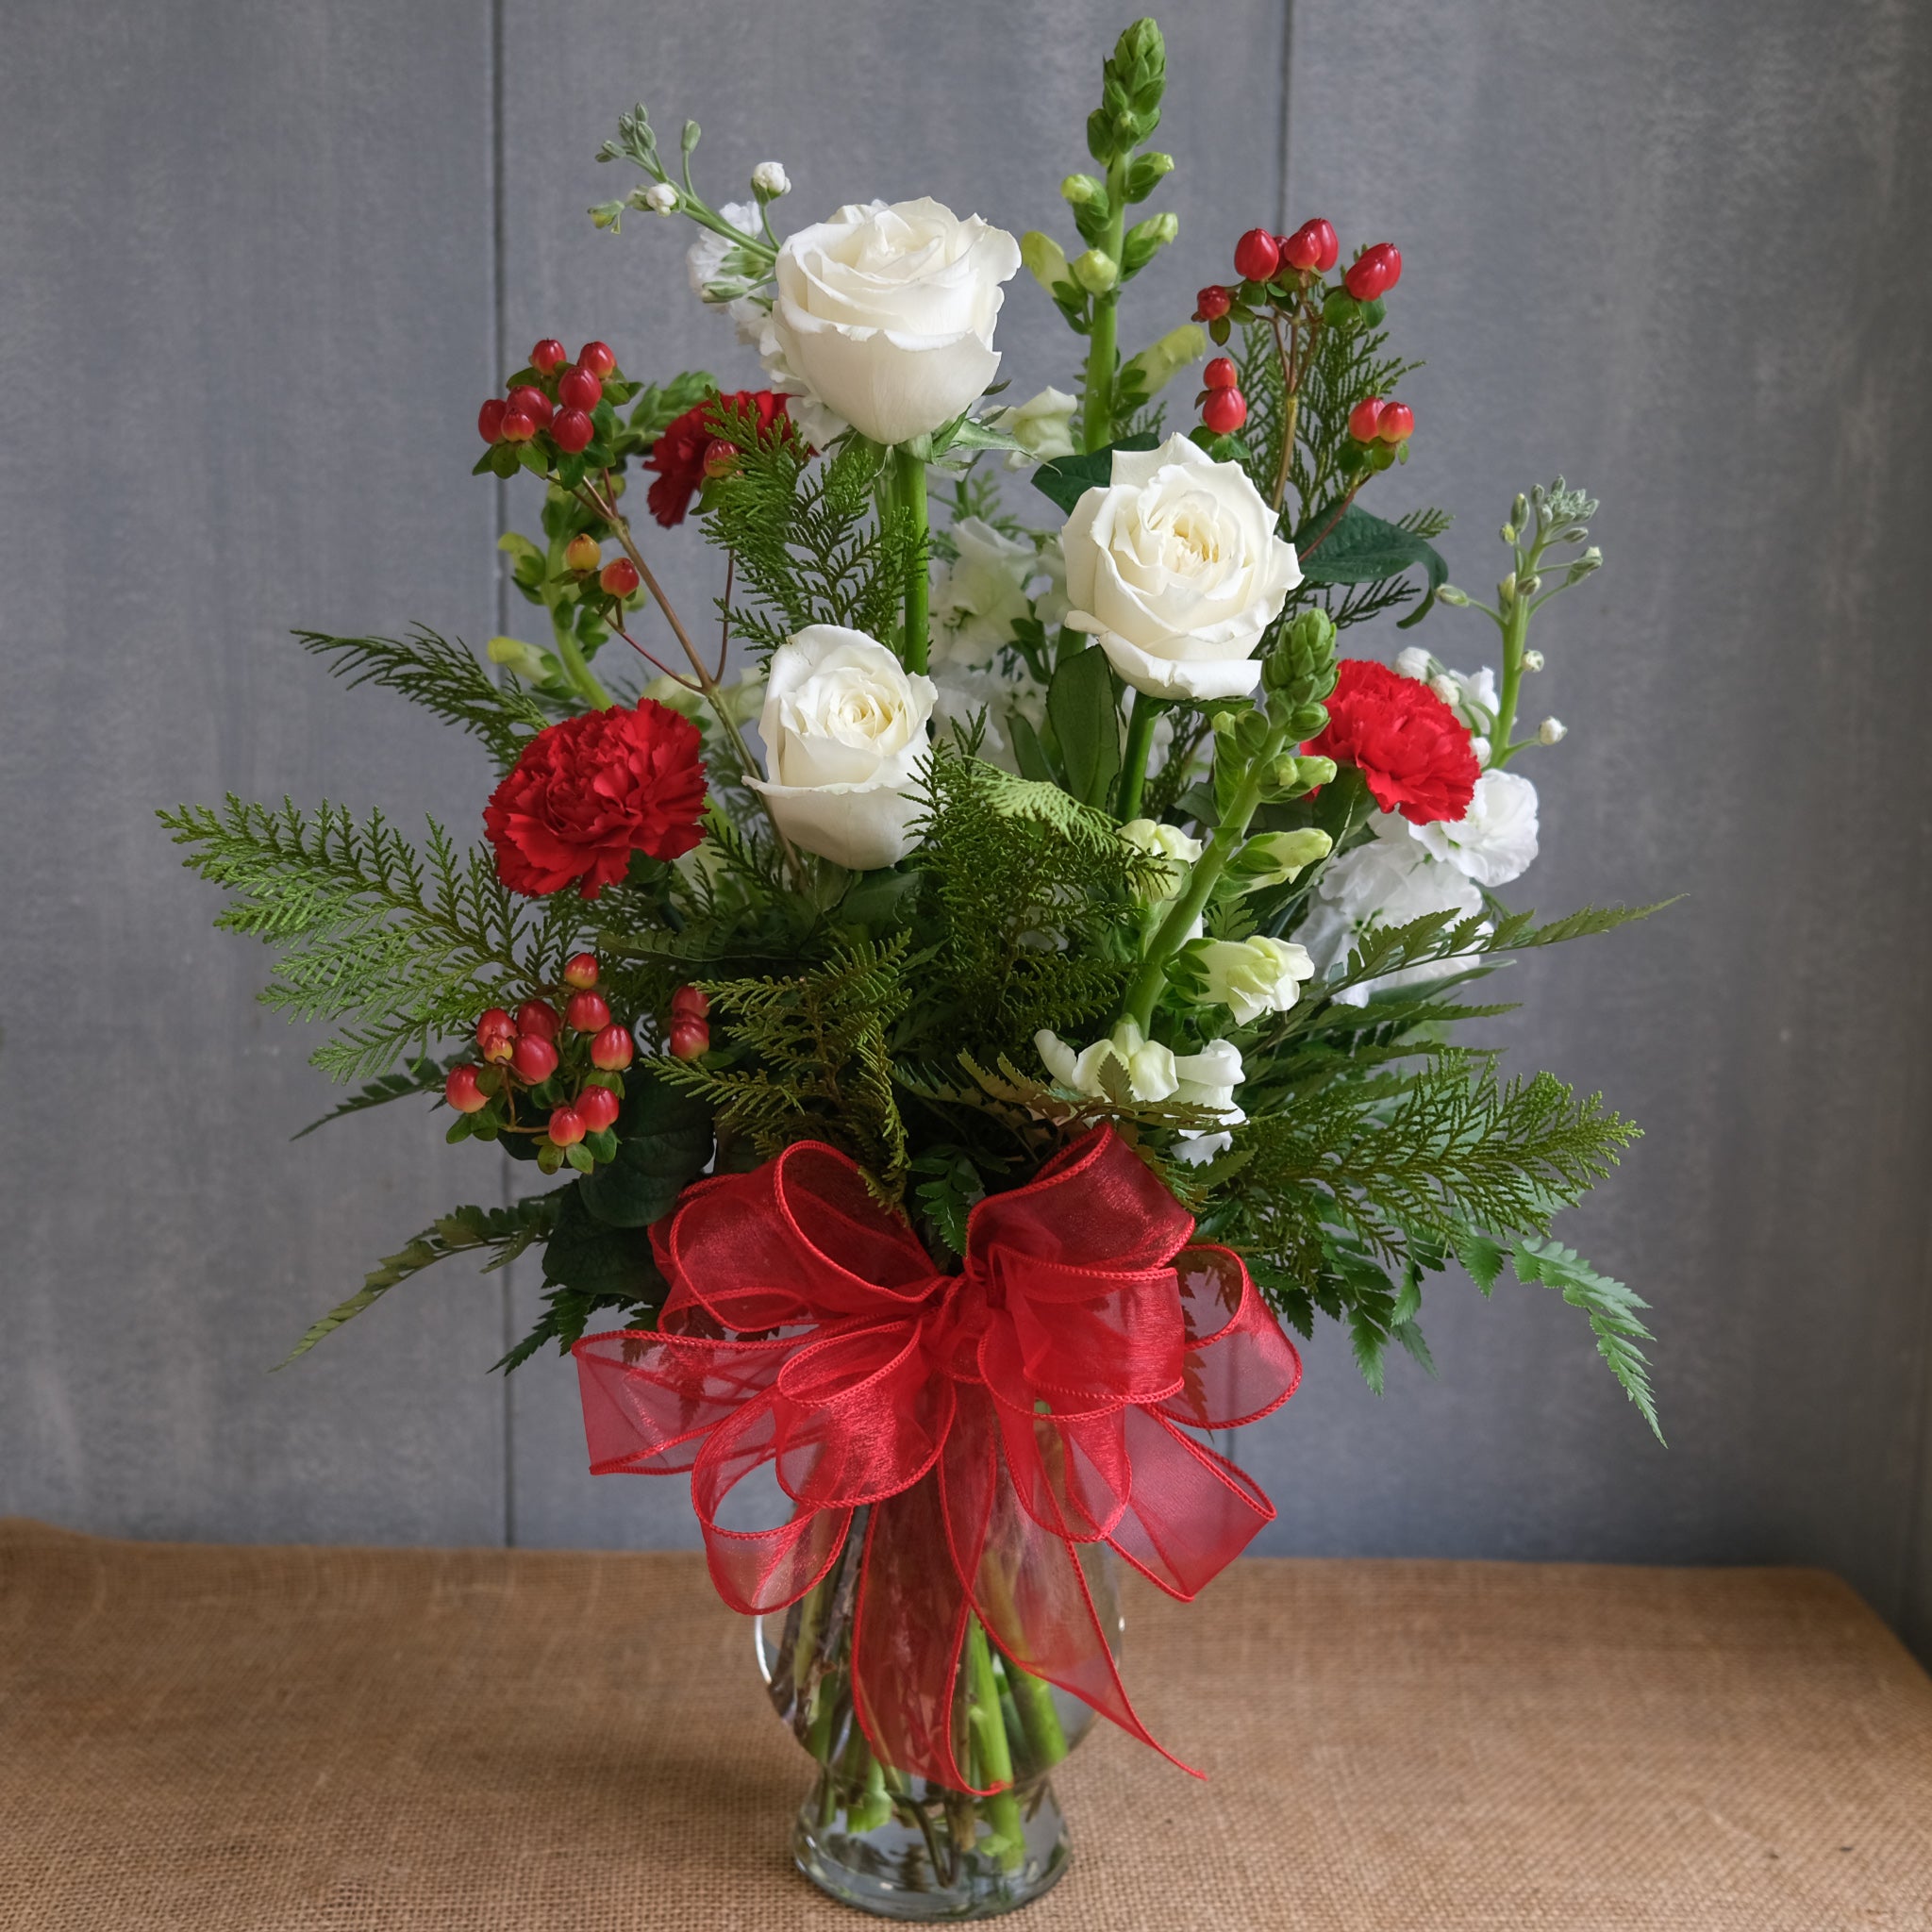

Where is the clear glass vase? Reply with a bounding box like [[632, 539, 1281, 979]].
[[755, 1521, 1120, 1921]]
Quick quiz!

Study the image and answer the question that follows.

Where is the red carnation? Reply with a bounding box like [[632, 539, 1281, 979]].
[[1305, 658, 1479, 825], [646, 390, 793, 527], [484, 702, 707, 898]]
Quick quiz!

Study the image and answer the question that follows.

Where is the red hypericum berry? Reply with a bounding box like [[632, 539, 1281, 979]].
[[563, 533, 601, 574], [1348, 396, 1385, 441], [590, 1023, 635, 1071], [508, 384, 554, 428], [558, 365, 603, 412], [476, 1008, 516, 1059], [1307, 218, 1340, 272], [700, 438, 738, 480], [511, 1034, 559, 1084], [1202, 387, 1248, 435], [1278, 219, 1326, 273], [600, 558, 640, 597], [500, 409, 536, 443], [670, 984, 710, 1021], [1376, 400, 1415, 443], [515, 998, 559, 1041], [577, 341, 616, 378], [1343, 242, 1402, 302], [551, 408, 593, 455], [565, 990, 611, 1033], [1233, 227, 1281, 282], [1203, 356, 1239, 391], [563, 953, 600, 990], [668, 1017, 709, 1061], [530, 338, 567, 374], [575, 1084, 620, 1134], [477, 398, 508, 443], [547, 1105, 586, 1148], [1193, 284, 1232, 323], [444, 1064, 489, 1114]]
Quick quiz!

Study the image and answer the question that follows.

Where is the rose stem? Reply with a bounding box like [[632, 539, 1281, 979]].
[[963, 1615, 1025, 1871], [1116, 691, 1159, 821], [893, 445, 931, 675]]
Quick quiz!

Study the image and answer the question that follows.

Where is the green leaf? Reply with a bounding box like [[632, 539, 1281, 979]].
[[1294, 502, 1449, 627], [1029, 433, 1158, 515], [541, 1185, 663, 1300], [1045, 647, 1122, 808], [1510, 1237, 1663, 1442], [1008, 711, 1062, 787], [575, 1071, 713, 1228], [1456, 1228, 1507, 1294], [291, 1056, 450, 1139]]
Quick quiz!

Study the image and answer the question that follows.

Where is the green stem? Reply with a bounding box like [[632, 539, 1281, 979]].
[[999, 1655, 1069, 1773], [1116, 691, 1159, 822], [1080, 161, 1128, 451], [894, 445, 930, 675], [1488, 538, 1541, 769], [963, 1617, 1025, 1872]]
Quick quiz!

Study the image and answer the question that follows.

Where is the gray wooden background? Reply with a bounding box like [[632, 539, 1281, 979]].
[[5, 1, 1930, 1661]]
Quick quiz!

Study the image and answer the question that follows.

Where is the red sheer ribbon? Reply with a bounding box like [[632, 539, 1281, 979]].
[[573, 1124, 1301, 1790]]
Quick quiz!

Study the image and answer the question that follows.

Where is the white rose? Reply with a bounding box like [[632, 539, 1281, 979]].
[[1035, 1019, 1177, 1104], [1410, 768, 1539, 887], [760, 197, 1022, 447], [686, 201, 764, 305], [748, 625, 936, 870], [988, 385, 1079, 468], [1060, 434, 1302, 700], [1295, 816, 1484, 1006], [930, 517, 1035, 666], [1194, 936, 1316, 1024]]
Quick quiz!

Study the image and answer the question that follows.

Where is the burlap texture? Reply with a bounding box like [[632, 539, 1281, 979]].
[[2, 1518, 1928, 1929]]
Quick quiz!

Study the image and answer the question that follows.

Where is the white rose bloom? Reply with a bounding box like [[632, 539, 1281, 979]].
[[1410, 768, 1539, 887], [1060, 434, 1301, 700], [1119, 817, 1203, 902], [686, 201, 764, 305], [748, 625, 937, 870], [930, 517, 1035, 666], [760, 197, 1022, 447], [1035, 1019, 1177, 1104], [1195, 936, 1316, 1024], [988, 385, 1079, 468], [1296, 816, 1485, 1006]]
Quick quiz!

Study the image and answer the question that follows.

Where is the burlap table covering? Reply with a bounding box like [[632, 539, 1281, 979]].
[[3, 1519, 1929, 1928]]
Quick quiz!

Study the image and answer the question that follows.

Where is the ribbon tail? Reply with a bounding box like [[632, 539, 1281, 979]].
[[943, 1389, 1203, 1782], [1106, 1404, 1276, 1600]]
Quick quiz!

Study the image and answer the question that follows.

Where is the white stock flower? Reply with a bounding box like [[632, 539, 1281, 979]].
[[1409, 768, 1539, 887], [930, 517, 1035, 666], [1195, 936, 1316, 1024], [988, 386, 1079, 468], [686, 201, 764, 305], [1119, 818, 1203, 902], [760, 197, 1022, 447], [1539, 716, 1568, 744], [1059, 434, 1301, 700], [641, 182, 679, 215], [751, 160, 791, 198], [1033, 537, 1070, 629], [748, 625, 937, 870], [1395, 650, 1498, 744], [1296, 815, 1485, 1007], [1035, 1019, 1177, 1103]]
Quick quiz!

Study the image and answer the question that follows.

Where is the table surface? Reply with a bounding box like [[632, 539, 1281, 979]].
[[3, 1519, 1929, 1930]]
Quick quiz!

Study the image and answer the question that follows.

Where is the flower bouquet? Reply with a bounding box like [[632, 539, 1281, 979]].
[[166, 17, 1661, 1920]]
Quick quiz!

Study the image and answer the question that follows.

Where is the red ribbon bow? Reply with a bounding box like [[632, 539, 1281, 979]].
[[574, 1125, 1301, 1789]]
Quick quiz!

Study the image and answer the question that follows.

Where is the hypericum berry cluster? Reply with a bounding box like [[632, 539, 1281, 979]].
[[667, 984, 709, 1062], [443, 952, 638, 1173], [477, 338, 620, 460]]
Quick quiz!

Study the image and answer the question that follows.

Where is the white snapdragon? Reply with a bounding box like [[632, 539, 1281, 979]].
[[929, 518, 1036, 666], [1409, 768, 1539, 887], [1119, 817, 1203, 902], [1171, 1039, 1247, 1164], [1035, 1019, 1176, 1104], [751, 160, 791, 199], [761, 197, 1022, 447], [749, 625, 937, 870], [1193, 936, 1316, 1024], [988, 386, 1079, 469], [928, 660, 1043, 774]]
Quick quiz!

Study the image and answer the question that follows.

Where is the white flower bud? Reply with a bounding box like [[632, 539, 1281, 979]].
[[1469, 735, 1491, 767], [1437, 585, 1469, 607], [641, 181, 679, 215], [1428, 674, 1460, 708], [1522, 649, 1544, 672], [1395, 646, 1432, 681], [1538, 716, 1568, 745], [751, 160, 791, 198]]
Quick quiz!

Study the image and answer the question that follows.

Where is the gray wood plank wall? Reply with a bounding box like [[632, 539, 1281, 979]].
[[4, 1, 1929, 1661]]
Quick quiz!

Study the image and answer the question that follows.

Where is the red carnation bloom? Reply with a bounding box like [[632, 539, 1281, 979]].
[[484, 702, 707, 898], [646, 390, 793, 527], [1305, 658, 1479, 825]]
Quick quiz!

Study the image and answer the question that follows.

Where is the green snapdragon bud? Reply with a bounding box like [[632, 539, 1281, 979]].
[[1121, 211, 1178, 275], [1227, 828, 1332, 890], [1072, 248, 1120, 294], [1021, 231, 1071, 294], [1061, 173, 1107, 208]]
